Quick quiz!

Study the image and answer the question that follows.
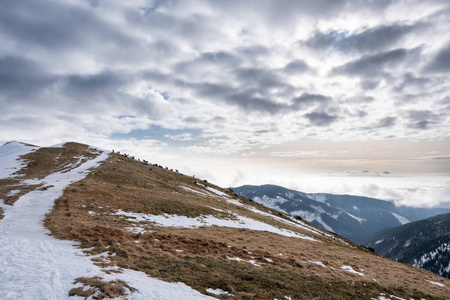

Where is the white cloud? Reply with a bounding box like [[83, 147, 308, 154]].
[[271, 151, 329, 158], [164, 133, 193, 141], [1, 0, 450, 206]]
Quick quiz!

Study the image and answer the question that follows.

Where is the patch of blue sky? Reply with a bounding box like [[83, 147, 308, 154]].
[[115, 115, 136, 120], [139, 3, 160, 15], [110, 125, 203, 146], [158, 91, 169, 100]]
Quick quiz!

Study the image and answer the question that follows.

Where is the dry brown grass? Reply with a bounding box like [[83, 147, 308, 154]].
[[0, 142, 101, 206], [68, 276, 136, 299], [16, 142, 100, 179], [40, 148, 450, 299], [4, 142, 448, 299]]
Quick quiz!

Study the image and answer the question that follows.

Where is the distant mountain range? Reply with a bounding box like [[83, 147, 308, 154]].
[[365, 213, 450, 279], [232, 184, 450, 244]]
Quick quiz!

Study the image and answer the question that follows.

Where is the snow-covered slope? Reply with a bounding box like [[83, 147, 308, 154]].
[[0, 141, 38, 179], [232, 184, 450, 244], [0, 142, 213, 299]]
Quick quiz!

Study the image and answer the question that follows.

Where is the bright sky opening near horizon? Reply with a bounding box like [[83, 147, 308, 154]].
[[1, 0, 450, 208]]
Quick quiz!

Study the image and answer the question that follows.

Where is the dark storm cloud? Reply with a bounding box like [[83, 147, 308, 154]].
[[183, 117, 200, 123], [283, 60, 310, 74], [183, 80, 287, 114], [411, 120, 433, 129], [305, 23, 419, 54], [192, 82, 234, 99], [377, 117, 397, 128], [210, 116, 226, 123], [135, 6, 223, 46], [188, 72, 330, 114], [227, 91, 288, 114], [394, 73, 432, 92], [89, 0, 99, 8], [234, 45, 270, 57], [235, 67, 284, 89], [408, 110, 439, 121], [175, 51, 241, 73], [0, 56, 54, 97], [304, 112, 338, 126], [332, 48, 409, 77], [62, 72, 126, 99], [0, 0, 134, 52], [360, 80, 380, 90], [425, 42, 450, 73], [406, 110, 444, 130], [292, 93, 331, 109], [267, 0, 348, 16], [200, 51, 241, 65], [209, 0, 349, 24]]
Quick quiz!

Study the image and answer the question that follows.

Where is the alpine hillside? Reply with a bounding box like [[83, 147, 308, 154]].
[[0, 141, 449, 299], [231, 185, 450, 244], [365, 213, 450, 280]]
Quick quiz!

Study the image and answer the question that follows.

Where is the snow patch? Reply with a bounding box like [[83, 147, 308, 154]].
[[0, 151, 214, 299], [6, 189, 21, 197], [252, 195, 286, 210], [345, 212, 366, 224], [425, 280, 446, 287], [0, 141, 39, 179], [284, 192, 296, 199], [114, 210, 317, 241], [291, 210, 334, 232], [404, 238, 412, 248], [227, 256, 261, 267], [206, 288, 231, 296], [412, 243, 450, 271], [306, 193, 327, 203], [341, 265, 364, 276], [310, 205, 326, 214], [309, 260, 326, 267], [391, 212, 410, 225], [205, 186, 230, 197], [179, 186, 207, 196]]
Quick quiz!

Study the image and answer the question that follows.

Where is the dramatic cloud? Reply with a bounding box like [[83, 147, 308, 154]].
[[332, 48, 410, 77], [283, 60, 311, 74], [305, 112, 339, 127], [377, 117, 397, 128], [1, 0, 450, 206], [425, 42, 450, 73], [306, 23, 420, 54], [293, 93, 331, 109]]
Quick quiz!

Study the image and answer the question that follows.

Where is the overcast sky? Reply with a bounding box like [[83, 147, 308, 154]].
[[1, 0, 450, 207]]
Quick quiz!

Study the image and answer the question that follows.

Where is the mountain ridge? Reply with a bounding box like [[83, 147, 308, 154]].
[[231, 184, 450, 244], [365, 213, 450, 279], [0, 141, 449, 299]]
